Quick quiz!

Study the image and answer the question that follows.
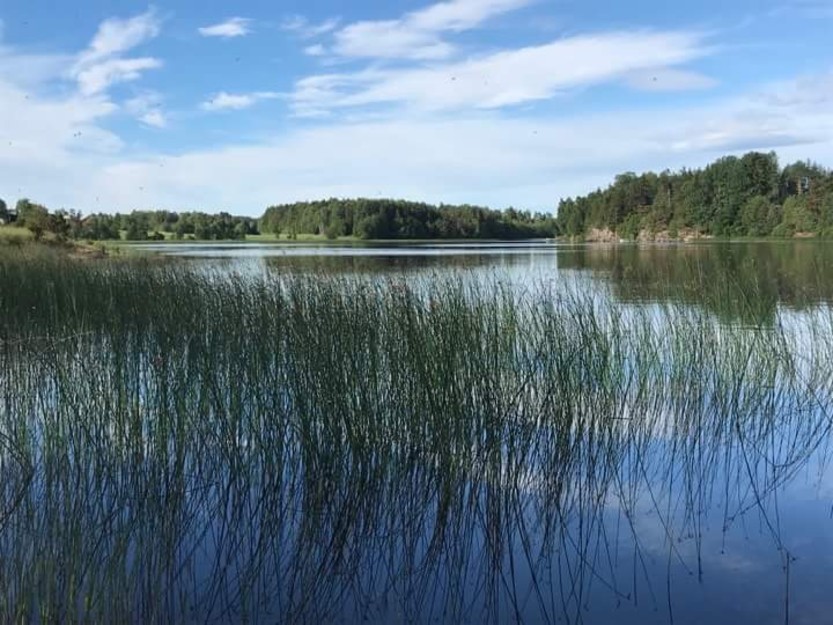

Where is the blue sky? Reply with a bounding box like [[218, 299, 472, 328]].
[[0, 0, 832, 215]]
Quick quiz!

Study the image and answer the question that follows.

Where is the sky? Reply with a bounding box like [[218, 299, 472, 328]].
[[0, 0, 832, 216]]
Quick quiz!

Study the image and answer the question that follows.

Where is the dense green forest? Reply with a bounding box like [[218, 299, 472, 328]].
[[557, 152, 833, 239], [261, 199, 557, 240], [0, 201, 259, 241], [1, 197, 556, 241]]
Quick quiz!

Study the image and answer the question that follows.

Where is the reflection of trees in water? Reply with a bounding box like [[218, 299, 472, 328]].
[[0, 264, 831, 623], [558, 242, 833, 324], [260, 251, 551, 275]]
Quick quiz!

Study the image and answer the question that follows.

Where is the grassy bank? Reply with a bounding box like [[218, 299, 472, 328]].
[[0, 226, 115, 257], [0, 225, 34, 244]]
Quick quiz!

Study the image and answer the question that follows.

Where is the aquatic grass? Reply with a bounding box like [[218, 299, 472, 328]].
[[0, 247, 831, 623]]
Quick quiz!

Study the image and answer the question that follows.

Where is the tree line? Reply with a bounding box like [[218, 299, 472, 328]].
[[2, 197, 557, 242], [0, 201, 259, 241], [5, 151, 832, 243], [261, 198, 557, 240], [557, 151, 833, 238]]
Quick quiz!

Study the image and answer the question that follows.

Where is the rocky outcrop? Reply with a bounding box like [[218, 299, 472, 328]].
[[584, 228, 618, 243], [635, 228, 709, 243], [579, 227, 712, 243]]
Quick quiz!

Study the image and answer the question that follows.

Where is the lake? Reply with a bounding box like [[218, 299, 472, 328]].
[[139, 239, 833, 323], [1, 240, 832, 624]]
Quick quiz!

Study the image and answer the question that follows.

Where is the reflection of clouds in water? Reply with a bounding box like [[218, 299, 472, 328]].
[[3, 249, 833, 624], [598, 448, 833, 623]]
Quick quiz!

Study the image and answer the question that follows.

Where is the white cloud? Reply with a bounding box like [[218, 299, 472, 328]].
[[333, 21, 454, 60], [53, 71, 832, 213], [75, 57, 162, 95], [664, 72, 833, 152], [0, 80, 121, 162], [331, 0, 534, 60], [294, 30, 710, 113], [76, 10, 161, 66], [408, 0, 535, 31], [71, 10, 162, 95], [626, 68, 718, 91], [139, 110, 166, 128], [198, 17, 253, 38], [281, 16, 340, 38], [762, 72, 833, 108], [0, 12, 165, 160], [201, 91, 282, 111], [0, 13, 161, 204], [125, 92, 167, 127], [304, 44, 327, 57]]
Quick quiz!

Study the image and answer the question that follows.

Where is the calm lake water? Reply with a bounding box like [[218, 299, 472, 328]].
[[138, 239, 833, 323], [3, 240, 833, 624]]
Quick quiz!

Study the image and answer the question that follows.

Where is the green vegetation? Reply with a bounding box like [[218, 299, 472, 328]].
[[557, 151, 833, 239], [0, 225, 34, 245], [0, 202, 260, 242], [261, 198, 557, 239], [0, 198, 556, 243], [0, 247, 829, 621], [78, 209, 260, 241]]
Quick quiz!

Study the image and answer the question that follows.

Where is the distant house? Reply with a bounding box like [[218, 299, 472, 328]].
[[799, 177, 811, 195]]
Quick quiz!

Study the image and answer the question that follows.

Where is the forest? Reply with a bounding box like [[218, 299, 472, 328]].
[[0, 202, 260, 241], [1, 198, 556, 241], [556, 151, 833, 239], [261, 198, 558, 240]]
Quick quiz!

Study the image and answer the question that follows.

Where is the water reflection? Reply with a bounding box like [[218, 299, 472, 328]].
[[558, 242, 833, 324], [142, 240, 833, 324], [260, 250, 555, 275], [136, 240, 562, 259], [1, 264, 831, 624]]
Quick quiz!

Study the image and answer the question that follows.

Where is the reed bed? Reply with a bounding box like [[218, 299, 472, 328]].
[[0, 248, 831, 624]]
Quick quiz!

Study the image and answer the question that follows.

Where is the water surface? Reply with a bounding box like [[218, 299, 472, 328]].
[[2, 240, 832, 624]]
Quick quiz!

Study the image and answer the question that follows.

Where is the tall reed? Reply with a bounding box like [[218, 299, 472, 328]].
[[0, 247, 830, 623]]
